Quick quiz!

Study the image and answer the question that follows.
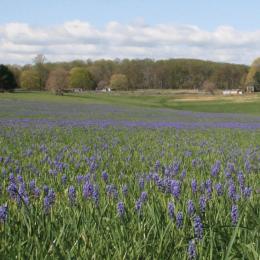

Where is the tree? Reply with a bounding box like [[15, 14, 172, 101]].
[[97, 80, 109, 90], [20, 70, 41, 90], [33, 54, 49, 90], [69, 67, 95, 90], [0, 65, 17, 91], [46, 68, 68, 95], [109, 74, 128, 90], [245, 57, 260, 86], [202, 80, 216, 95]]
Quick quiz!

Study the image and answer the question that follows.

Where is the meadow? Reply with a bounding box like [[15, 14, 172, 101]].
[[0, 92, 260, 259]]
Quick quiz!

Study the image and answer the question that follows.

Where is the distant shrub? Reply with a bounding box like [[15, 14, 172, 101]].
[[0, 65, 17, 91]]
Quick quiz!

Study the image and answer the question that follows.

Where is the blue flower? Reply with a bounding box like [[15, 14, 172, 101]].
[[117, 201, 125, 217], [102, 171, 108, 183], [0, 205, 8, 222], [187, 200, 195, 216], [194, 215, 203, 240], [231, 204, 238, 225], [140, 191, 148, 203], [176, 211, 183, 228], [122, 185, 128, 196], [68, 186, 76, 205], [191, 179, 197, 194], [171, 180, 181, 199], [215, 183, 223, 196], [188, 240, 196, 259], [199, 196, 206, 213], [168, 202, 174, 219], [135, 199, 142, 214]]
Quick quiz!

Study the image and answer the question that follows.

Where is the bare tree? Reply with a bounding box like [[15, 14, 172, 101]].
[[46, 68, 68, 95], [202, 80, 216, 95]]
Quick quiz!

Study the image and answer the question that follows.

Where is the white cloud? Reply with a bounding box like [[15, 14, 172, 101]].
[[0, 20, 260, 64]]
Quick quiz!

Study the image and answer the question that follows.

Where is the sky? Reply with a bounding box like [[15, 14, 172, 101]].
[[1, 0, 260, 65]]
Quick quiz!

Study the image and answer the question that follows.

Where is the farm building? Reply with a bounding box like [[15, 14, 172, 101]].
[[222, 89, 243, 95], [96, 87, 112, 92]]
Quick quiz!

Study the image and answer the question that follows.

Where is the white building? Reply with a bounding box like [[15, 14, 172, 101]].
[[222, 89, 243, 95]]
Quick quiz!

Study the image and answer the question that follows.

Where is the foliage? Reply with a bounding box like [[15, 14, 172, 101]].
[[0, 92, 260, 258], [69, 67, 95, 90], [46, 68, 69, 95], [202, 80, 216, 94], [4, 58, 250, 91], [245, 57, 260, 86], [0, 125, 259, 259], [33, 54, 49, 90], [0, 65, 17, 91], [20, 69, 41, 90], [110, 74, 129, 90]]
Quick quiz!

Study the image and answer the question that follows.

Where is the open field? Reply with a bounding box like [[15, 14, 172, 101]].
[[1, 90, 260, 115], [0, 91, 260, 259]]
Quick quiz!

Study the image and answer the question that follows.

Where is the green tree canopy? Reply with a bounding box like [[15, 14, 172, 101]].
[[245, 57, 260, 86], [109, 74, 129, 90], [69, 67, 95, 90], [33, 54, 49, 90], [0, 65, 17, 91], [20, 69, 41, 90]]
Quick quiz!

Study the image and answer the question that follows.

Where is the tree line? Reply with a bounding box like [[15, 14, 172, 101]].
[[1, 55, 260, 93]]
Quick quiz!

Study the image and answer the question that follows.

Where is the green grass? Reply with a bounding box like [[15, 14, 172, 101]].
[[1, 91, 260, 115], [0, 91, 260, 259]]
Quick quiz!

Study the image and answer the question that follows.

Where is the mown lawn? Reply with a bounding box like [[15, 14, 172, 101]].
[[0, 91, 260, 115]]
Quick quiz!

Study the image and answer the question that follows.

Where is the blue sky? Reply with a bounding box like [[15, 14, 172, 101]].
[[1, 0, 260, 64], [1, 0, 260, 30]]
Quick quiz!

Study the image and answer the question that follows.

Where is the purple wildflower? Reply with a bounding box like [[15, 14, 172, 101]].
[[101, 171, 108, 183], [106, 184, 118, 200], [187, 200, 195, 216], [135, 199, 142, 214], [228, 181, 236, 201], [33, 187, 41, 198], [244, 160, 251, 173], [171, 180, 181, 199], [17, 175, 23, 183], [205, 179, 212, 199], [43, 189, 56, 213], [68, 186, 76, 205], [215, 183, 223, 196], [155, 160, 161, 172], [231, 205, 238, 225], [61, 175, 67, 184], [7, 183, 17, 199], [191, 179, 197, 194], [176, 212, 183, 228], [140, 191, 148, 203], [180, 170, 186, 180], [9, 173, 16, 183], [243, 187, 252, 199], [83, 182, 94, 199], [168, 202, 174, 219], [139, 178, 145, 190], [194, 215, 203, 240], [199, 196, 207, 213], [77, 175, 84, 184], [237, 172, 245, 190], [92, 185, 99, 206], [211, 160, 221, 177], [29, 180, 36, 191], [188, 240, 196, 259], [43, 185, 49, 196], [122, 184, 128, 196], [117, 201, 125, 217], [0, 205, 8, 222]]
